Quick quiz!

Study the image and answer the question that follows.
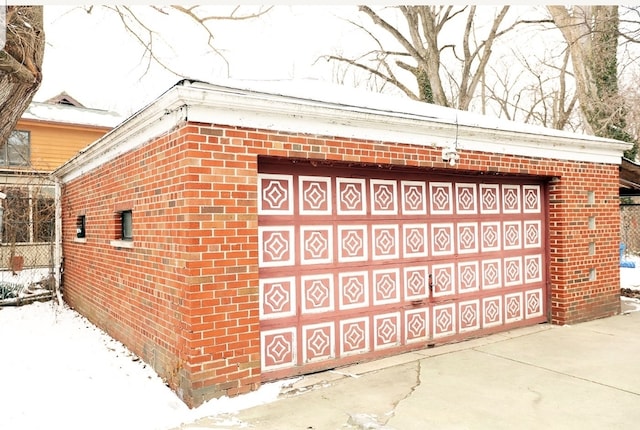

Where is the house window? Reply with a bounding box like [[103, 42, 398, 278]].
[[121, 210, 133, 240], [76, 215, 86, 238], [1, 186, 55, 244], [1, 131, 31, 167], [34, 194, 55, 242], [2, 188, 29, 243]]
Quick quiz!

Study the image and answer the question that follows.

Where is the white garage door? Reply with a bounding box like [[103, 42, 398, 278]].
[[258, 161, 547, 380]]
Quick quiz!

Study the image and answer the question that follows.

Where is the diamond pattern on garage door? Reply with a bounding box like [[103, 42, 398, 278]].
[[258, 167, 546, 379]]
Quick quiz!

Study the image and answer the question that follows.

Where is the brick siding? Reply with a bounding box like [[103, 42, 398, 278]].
[[61, 121, 621, 407]]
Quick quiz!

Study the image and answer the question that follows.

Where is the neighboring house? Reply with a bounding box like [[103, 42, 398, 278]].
[[1, 93, 121, 272], [53, 79, 631, 408]]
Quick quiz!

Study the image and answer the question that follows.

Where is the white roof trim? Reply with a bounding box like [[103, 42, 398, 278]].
[[55, 79, 632, 183]]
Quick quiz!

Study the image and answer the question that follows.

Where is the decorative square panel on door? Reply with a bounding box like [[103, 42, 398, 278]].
[[403, 223, 428, 258], [261, 328, 297, 372], [433, 303, 456, 338], [481, 259, 502, 290], [431, 223, 454, 256], [337, 225, 368, 263], [430, 182, 453, 215], [340, 317, 370, 356], [260, 277, 296, 320], [525, 289, 544, 318], [299, 176, 332, 215], [524, 255, 543, 284], [373, 268, 401, 306], [505, 292, 524, 323], [457, 222, 478, 254], [404, 266, 429, 300], [459, 300, 480, 333], [259, 226, 295, 268], [339, 271, 369, 310], [401, 181, 427, 215], [458, 261, 480, 294], [523, 185, 541, 213], [300, 226, 333, 265], [502, 184, 521, 213], [482, 296, 503, 328], [455, 183, 477, 214], [481, 222, 501, 252], [374, 312, 401, 350], [372, 225, 399, 260], [302, 323, 335, 364], [524, 220, 542, 248], [431, 263, 455, 297], [337, 178, 366, 215], [503, 221, 522, 250], [371, 179, 398, 215], [259, 174, 293, 215], [480, 184, 500, 214], [405, 308, 430, 343], [258, 166, 547, 381], [301, 274, 334, 314]]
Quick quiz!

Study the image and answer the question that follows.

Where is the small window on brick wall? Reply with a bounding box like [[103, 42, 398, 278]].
[[76, 215, 86, 238], [120, 210, 133, 241]]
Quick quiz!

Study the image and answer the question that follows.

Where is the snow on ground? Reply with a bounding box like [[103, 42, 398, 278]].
[[620, 254, 640, 290], [0, 301, 296, 430], [621, 254, 640, 312], [0, 268, 53, 304], [1, 259, 640, 430], [0, 267, 50, 285]]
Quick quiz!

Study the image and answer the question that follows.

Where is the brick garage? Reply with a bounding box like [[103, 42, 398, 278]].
[[53, 79, 630, 407]]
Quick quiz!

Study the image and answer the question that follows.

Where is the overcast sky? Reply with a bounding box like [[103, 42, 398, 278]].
[[36, 5, 365, 116]]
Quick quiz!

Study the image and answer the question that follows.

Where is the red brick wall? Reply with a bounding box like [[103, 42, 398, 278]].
[[61, 121, 621, 407]]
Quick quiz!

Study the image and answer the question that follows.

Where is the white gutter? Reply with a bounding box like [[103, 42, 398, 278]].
[[53, 79, 633, 183], [55, 89, 188, 183], [53, 178, 63, 306]]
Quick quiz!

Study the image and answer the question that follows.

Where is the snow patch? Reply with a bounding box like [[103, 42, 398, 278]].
[[0, 301, 294, 430], [621, 254, 640, 291], [21, 101, 123, 128]]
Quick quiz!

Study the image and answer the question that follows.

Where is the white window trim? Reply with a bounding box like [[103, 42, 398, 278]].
[[110, 239, 133, 249]]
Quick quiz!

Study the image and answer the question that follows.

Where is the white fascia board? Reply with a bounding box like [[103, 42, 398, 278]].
[[54, 82, 633, 184], [55, 90, 187, 183], [181, 84, 631, 165]]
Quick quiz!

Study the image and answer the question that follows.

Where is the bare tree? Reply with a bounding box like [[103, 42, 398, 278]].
[[622, 70, 640, 149], [483, 42, 580, 131], [0, 6, 45, 150], [548, 5, 636, 158], [0, 5, 272, 149], [94, 5, 272, 78], [324, 5, 539, 111]]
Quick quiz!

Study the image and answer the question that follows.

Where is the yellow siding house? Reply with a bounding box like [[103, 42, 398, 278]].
[[1, 93, 121, 272]]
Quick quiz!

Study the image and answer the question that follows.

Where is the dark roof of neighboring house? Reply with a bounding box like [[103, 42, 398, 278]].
[[621, 158, 640, 196], [45, 92, 86, 108]]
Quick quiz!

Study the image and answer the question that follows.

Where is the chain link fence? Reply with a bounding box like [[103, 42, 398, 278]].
[[621, 203, 640, 257], [0, 180, 57, 306]]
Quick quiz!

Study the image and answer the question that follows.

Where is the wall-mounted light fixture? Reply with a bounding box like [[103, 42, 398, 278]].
[[442, 145, 459, 166], [442, 115, 460, 167]]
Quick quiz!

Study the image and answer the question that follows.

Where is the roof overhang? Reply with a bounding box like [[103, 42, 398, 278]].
[[620, 158, 640, 196], [53, 78, 633, 184]]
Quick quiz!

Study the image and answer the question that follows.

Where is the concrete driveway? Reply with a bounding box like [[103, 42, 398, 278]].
[[173, 307, 640, 430]]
